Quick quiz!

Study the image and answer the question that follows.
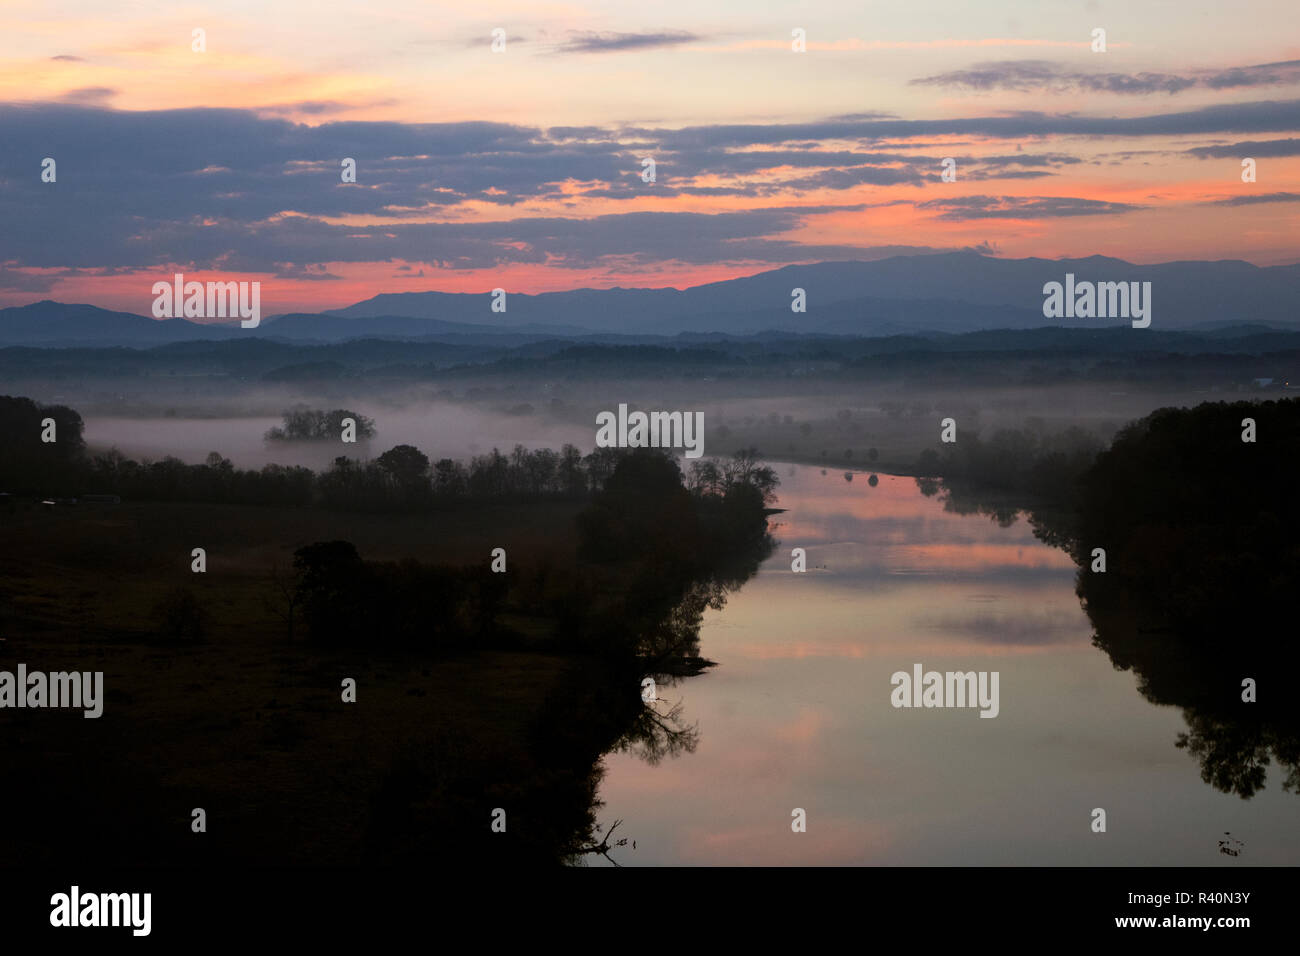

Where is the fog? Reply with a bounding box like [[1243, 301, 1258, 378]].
[[84, 402, 595, 469], [47, 369, 1239, 474]]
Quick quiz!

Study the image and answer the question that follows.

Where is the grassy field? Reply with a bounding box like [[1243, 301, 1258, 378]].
[[0, 497, 609, 865]]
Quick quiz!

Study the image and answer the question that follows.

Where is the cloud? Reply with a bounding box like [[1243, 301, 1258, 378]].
[[916, 607, 1083, 646], [2, 102, 1178, 239], [972, 153, 1082, 168], [959, 169, 1056, 180], [1204, 59, 1300, 89], [827, 112, 900, 122], [774, 166, 924, 190], [273, 262, 345, 280], [57, 87, 116, 105], [555, 31, 701, 54], [0, 100, 1290, 278], [913, 60, 1195, 95], [622, 99, 1300, 145], [1186, 137, 1300, 158], [50, 55, 84, 62], [912, 58, 1300, 95], [915, 195, 1142, 221], [254, 100, 400, 118], [0, 142, 876, 271], [1205, 191, 1300, 206], [0, 266, 60, 293]]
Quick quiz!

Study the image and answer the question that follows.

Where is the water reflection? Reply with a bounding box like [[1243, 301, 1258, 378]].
[[922, 460, 1300, 801], [592, 466, 1300, 865]]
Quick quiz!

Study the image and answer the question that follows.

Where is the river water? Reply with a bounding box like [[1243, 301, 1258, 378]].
[[591, 465, 1300, 865]]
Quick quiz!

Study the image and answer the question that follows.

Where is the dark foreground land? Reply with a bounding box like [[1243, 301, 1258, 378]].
[[3, 392, 1299, 867], [0, 419, 777, 867], [1, 499, 580, 864]]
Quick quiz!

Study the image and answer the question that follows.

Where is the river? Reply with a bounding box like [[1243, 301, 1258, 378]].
[[590, 464, 1300, 865]]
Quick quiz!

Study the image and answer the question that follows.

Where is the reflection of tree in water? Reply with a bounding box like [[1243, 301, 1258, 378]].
[[613, 694, 700, 767], [1218, 832, 1244, 857], [916, 476, 1021, 528], [556, 534, 773, 865], [1066, 400, 1300, 799], [1177, 710, 1298, 799], [557, 450, 776, 861], [605, 534, 775, 769], [921, 399, 1300, 799]]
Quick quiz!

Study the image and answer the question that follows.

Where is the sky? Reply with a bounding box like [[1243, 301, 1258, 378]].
[[1, 0, 1298, 314]]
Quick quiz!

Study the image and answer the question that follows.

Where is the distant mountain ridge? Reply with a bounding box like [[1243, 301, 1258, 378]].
[[0, 300, 243, 346], [4, 252, 1299, 347], [328, 253, 1300, 333]]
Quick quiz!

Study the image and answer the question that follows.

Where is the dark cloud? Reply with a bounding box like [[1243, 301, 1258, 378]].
[[273, 263, 345, 280], [0, 99, 1291, 277], [622, 99, 1300, 145], [959, 169, 1056, 180], [0, 144, 875, 271], [555, 31, 700, 54], [780, 166, 923, 189], [1186, 137, 1300, 158], [1206, 191, 1300, 206], [50, 55, 84, 62], [1204, 59, 1300, 89], [972, 153, 1082, 168], [913, 59, 1300, 95], [949, 151, 1079, 181], [912, 60, 1192, 94], [0, 266, 60, 292], [915, 195, 1142, 221]]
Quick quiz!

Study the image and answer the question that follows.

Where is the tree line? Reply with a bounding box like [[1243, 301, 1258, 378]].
[[916, 423, 1105, 505], [264, 407, 377, 442], [0, 394, 777, 513]]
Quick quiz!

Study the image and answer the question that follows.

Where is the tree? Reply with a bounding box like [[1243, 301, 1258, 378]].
[[293, 541, 367, 644], [687, 459, 723, 497], [558, 444, 585, 496], [152, 587, 210, 642], [376, 444, 430, 487], [432, 458, 467, 496], [721, 448, 778, 505], [263, 561, 299, 641], [0, 395, 85, 493]]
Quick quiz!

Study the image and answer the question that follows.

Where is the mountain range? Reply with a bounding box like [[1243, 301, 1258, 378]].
[[2, 252, 1298, 347]]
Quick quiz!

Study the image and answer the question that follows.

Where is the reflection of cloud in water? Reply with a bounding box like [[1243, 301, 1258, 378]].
[[677, 819, 892, 866], [914, 604, 1089, 647]]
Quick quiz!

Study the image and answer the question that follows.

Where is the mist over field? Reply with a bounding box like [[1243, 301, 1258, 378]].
[[81, 403, 595, 470], [52, 372, 1249, 474]]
